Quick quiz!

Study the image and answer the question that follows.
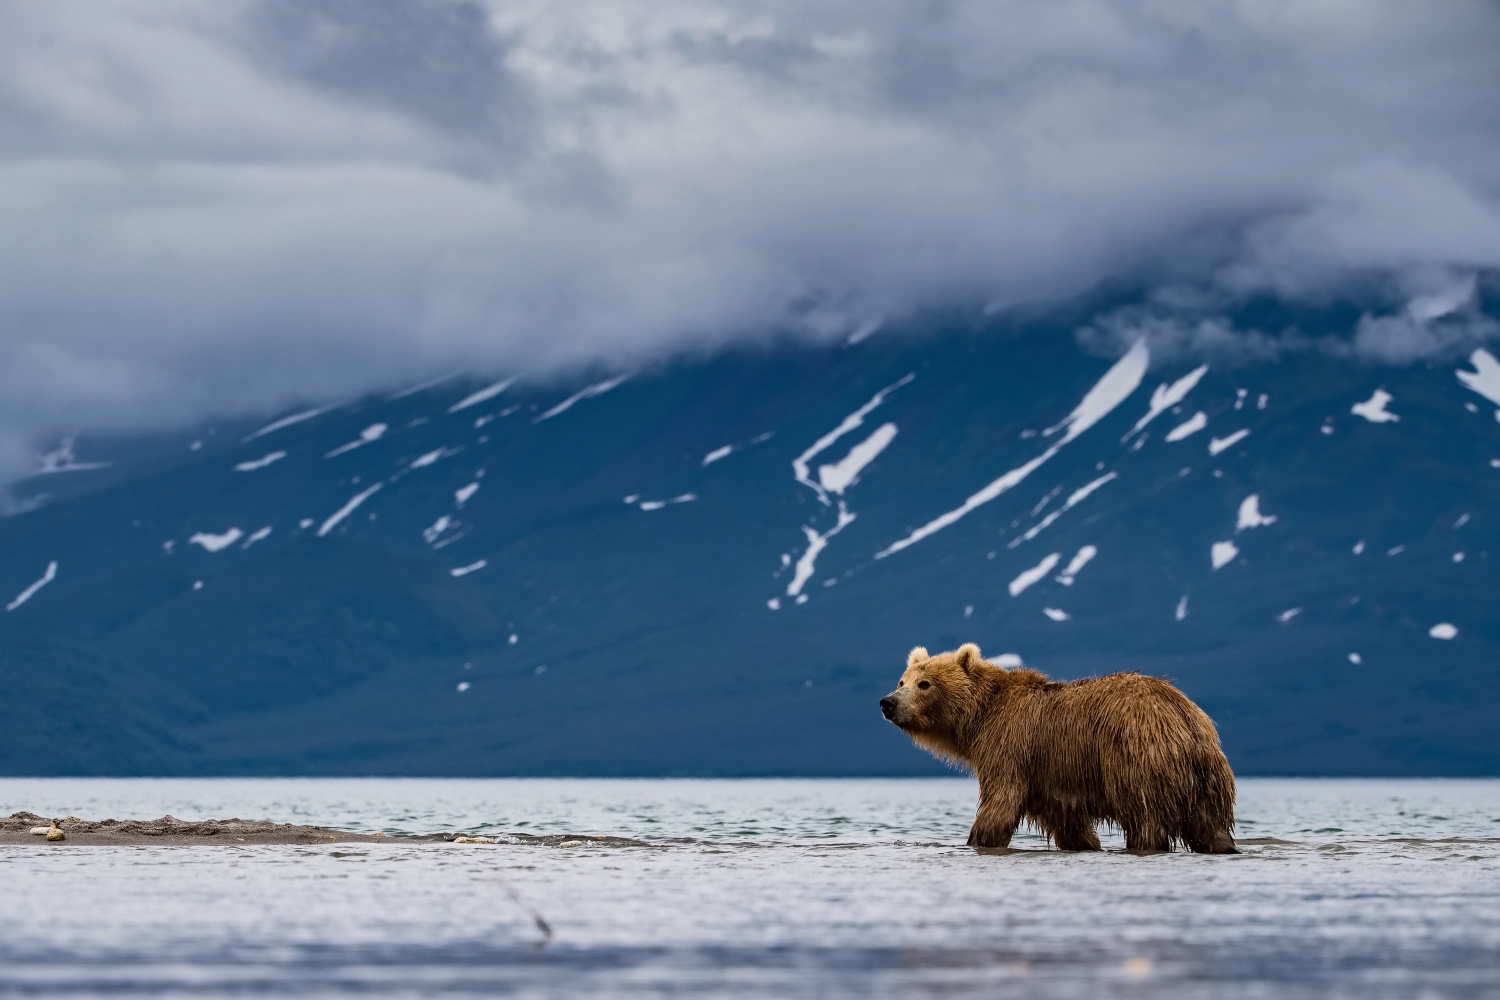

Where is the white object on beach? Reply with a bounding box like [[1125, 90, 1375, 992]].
[[451, 836, 496, 844]]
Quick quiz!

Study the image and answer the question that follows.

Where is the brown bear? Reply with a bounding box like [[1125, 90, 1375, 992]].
[[879, 643, 1236, 853]]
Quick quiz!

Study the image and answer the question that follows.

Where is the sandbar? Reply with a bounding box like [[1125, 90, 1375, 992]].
[[1, 810, 429, 846]]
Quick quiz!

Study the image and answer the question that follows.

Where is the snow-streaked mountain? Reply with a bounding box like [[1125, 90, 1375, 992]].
[[2, 325, 1497, 776]]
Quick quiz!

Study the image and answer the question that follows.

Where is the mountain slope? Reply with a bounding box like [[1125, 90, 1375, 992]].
[[2, 323, 1497, 775]]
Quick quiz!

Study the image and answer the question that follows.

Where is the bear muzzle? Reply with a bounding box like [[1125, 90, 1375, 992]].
[[879, 693, 902, 722]]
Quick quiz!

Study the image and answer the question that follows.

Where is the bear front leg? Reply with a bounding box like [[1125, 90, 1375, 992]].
[[967, 782, 1022, 849]]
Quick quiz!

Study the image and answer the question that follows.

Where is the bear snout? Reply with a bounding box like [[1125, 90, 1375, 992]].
[[879, 694, 899, 720]]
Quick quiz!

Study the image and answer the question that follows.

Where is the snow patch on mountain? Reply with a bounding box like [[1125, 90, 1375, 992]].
[[35, 437, 110, 474], [451, 560, 487, 577], [318, 483, 381, 537], [242, 526, 272, 549], [244, 404, 338, 442], [1211, 540, 1239, 570], [189, 528, 243, 552], [535, 375, 629, 422], [778, 377, 912, 601], [1124, 364, 1208, 441], [1042, 607, 1071, 621], [234, 451, 286, 472], [326, 423, 388, 457], [787, 503, 855, 597], [423, 516, 456, 546], [410, 447, 459, 469], [1044, 340, 1151, 442], [1010, 553, 1061, 596], [1010, 472, 1118, 548], [1237, 495, 1278, 531], [6, 561, 57, 611], [1029, 486, 1062, 518], [387, 372, 460, 400], [880, 341, 1147, 558], [847, 319, 883, 345], [639, 494, 696, 511], [703, 446, 734, 466], [1165, 412, 1207, 441], [455, 482, 480, 506], [1351, 389, 1399, 423], [1209, 429, 1250, 455], [793, 373, 913, 505], [1056, 545, 1097, 586], [449, 378, 516, 413], [1456, 349, 1500, 420], [818, 422, 897, 495]]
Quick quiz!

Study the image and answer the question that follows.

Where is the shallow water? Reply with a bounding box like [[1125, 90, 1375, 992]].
[[2, 778, 1498, 998]]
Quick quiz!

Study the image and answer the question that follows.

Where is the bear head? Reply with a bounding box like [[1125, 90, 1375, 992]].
[[879, 643, 989, 760]]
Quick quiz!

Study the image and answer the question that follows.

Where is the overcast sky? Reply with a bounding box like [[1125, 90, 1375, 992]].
[[1, 0, 1498, 474]]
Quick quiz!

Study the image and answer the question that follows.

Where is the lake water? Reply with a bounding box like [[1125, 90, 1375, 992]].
[[2, 778, 1498, 998]]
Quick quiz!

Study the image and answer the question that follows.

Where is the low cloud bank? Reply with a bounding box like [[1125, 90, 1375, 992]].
[[1, 1, 1499, 473]]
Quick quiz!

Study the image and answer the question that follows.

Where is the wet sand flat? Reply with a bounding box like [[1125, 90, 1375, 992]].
[[2, 779, 1498, 998]]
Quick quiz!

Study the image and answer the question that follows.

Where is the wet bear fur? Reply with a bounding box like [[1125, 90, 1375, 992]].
[[880, 643, 1236, 853]]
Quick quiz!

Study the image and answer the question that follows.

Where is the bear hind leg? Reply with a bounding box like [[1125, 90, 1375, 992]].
[[1184, 800, 1238, 854], [1050, 817, 1101, 852], [1184, 821, 1237, 854], [1123, 823, 1171, 853]]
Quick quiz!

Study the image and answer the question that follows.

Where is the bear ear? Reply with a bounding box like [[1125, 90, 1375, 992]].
[[907, 646, 929, 668], [954, 643, 983, 673]]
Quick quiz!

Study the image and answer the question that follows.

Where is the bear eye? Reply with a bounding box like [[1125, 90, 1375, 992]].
[[897, 680, 904, 687], [917, 680, 931, 690]]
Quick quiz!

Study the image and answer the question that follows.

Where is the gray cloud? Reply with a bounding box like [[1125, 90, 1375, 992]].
[[247, 0, 527, 147], [1, 0, 1499, 476]]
